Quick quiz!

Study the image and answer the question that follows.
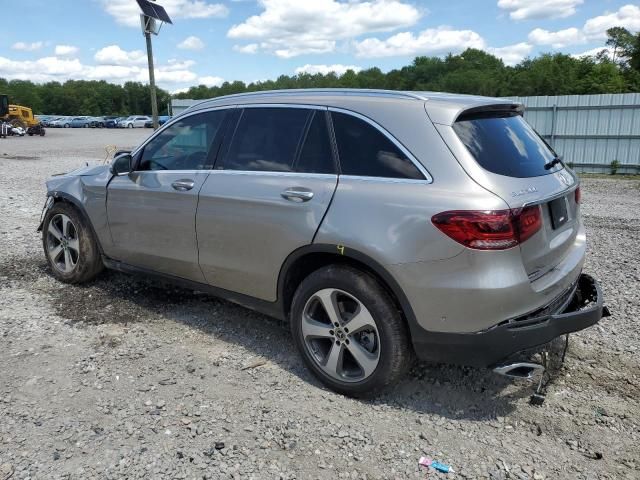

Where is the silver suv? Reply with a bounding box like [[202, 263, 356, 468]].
[[40, 89, 605, 396]]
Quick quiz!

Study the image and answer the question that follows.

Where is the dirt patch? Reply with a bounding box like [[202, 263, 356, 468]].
[[0, 154, 40, 161]]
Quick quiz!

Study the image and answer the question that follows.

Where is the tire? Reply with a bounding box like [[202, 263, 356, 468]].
[[42, 202, 104, 284], [64, 124, 70, 128], [128, 123, 133, 129], [291, 264, 413, 397]]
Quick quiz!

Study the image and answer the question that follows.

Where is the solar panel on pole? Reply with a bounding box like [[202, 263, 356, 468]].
[[135, 0, 173, 129], [136, 0, 173, 24]]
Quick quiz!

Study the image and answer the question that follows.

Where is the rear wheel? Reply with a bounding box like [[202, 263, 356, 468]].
[[291, 265, 413, 396], [42, 202, 103, 283]]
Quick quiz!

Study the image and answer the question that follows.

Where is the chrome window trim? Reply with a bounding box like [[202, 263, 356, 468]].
[[207, 170, 337, 180], [339, 175, 430, 185], [123, 170, 205, 175], [328, 106, 433, 184], [129, 103, 433, 182], [130, 105, 237, 158]]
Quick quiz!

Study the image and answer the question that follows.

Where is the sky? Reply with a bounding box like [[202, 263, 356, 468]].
[[1, 0, 639, 93]]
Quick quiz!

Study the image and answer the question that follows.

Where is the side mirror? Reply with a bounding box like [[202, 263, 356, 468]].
[[110, 154, 133, 175], [113, 149, 130, 158]]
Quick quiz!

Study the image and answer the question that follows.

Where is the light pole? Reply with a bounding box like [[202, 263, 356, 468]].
[[136, 0, 172, 129]]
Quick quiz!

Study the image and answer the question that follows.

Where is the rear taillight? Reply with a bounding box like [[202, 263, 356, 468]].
[[431, 206, 542, 250], [574, 186, 581, 204]]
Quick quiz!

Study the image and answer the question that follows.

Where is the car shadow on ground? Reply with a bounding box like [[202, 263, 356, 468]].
[[4, 256, 540, 421]]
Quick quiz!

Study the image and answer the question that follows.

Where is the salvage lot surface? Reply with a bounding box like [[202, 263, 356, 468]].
[[1, 129, 639, 480]]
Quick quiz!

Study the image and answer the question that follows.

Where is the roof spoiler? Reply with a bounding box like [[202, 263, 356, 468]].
[[455, 103, 524, 122]]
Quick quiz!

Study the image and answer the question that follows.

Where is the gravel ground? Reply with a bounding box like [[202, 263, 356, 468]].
[[0, 129, 639, 480]]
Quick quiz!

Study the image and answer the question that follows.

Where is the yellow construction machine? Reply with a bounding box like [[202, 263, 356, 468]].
[[0, 94, 45, 135]]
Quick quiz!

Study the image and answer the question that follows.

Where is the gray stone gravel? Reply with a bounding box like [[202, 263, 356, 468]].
[[1, 129, 639, 479]]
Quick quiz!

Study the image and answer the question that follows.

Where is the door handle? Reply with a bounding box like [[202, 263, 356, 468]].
[[281, 188, 314, 202], [172, 179, 195, 191]]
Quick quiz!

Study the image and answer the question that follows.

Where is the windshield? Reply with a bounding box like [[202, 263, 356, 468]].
[[453, 112, 562, 178]]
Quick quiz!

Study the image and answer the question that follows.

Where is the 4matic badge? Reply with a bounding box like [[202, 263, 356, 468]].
[[511, 186, 538, 197]]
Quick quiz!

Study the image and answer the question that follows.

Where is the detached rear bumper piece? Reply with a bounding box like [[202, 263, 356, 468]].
[[412, 274, 606, 367]]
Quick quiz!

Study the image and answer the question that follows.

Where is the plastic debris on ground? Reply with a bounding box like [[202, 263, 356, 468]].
[[419, 456, 454, 474]]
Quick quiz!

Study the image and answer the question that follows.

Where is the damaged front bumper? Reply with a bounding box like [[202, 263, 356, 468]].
[[412, 273, 608, 367]]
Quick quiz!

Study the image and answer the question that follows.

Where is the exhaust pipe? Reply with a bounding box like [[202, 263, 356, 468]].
[[493, 362, 545, 379]]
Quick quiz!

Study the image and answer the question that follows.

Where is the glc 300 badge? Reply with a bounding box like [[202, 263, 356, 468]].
[[511, 186, 538, 197]]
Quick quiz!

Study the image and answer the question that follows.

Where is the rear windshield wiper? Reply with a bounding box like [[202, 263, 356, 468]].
[[545, 157, 563, 170]]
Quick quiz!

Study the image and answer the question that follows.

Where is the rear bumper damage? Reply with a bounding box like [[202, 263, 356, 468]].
[[412, 273, 607, 367]]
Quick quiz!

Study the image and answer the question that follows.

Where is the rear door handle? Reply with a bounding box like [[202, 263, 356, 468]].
[[172, 179, 195, 191], [281, 188, 314, 202]]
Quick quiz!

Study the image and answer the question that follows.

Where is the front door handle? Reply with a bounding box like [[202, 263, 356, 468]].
[[172, 179, 195, 191], [281, 188, 314, 202]]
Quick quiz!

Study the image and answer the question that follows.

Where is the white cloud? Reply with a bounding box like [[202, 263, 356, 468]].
[[55, 45, 79, 56], [164, 59, 197, 71], [0, 56, 83, 82], [528, 27, 585, 48], [583, 4, 640, 40], [154, 69, 198, 83], [571, 47, 614, 59], [233, 44, 259, 54], [487, 42, 533, 65], [527, 4, 640, 50], [101, 0, 228, 27], [94, 45, 146, 66], [229, 0, 421, 58], [178, 36, 205, 50], [198, 75, 224, 86], [497, 0, 583, 20], [0, 52, 199, 87], [295, 64, 363, 76], [354, 27, 485, 58], [11, 41, 44, 51]]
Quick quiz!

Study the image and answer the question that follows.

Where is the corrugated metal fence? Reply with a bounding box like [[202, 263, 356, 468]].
[[503, 93, 640, 174]]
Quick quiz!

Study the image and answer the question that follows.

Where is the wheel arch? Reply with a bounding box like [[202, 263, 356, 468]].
[[41, 192, 105, 254], [277, 244, 419, 336]]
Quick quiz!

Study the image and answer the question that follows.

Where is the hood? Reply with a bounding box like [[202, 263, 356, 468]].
[[46, 164, 109, 190], [60, 164, 110, 177]]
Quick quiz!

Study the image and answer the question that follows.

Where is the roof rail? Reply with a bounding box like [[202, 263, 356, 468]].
[[193, 88, 428, 104]]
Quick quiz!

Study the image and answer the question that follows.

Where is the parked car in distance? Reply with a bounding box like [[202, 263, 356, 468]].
[[144, 115, 171, 128], [105, 117, 124, 128], [118, 115, 151, 128], [70, 116, 91, 128], [49, 117, 71, 128], [37, 116, 54, 127], [89, 116, 112, 128], [40, 89, 606, 396]]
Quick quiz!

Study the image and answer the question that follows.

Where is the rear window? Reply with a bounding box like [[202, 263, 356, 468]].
[[453, 112, 561, 178]]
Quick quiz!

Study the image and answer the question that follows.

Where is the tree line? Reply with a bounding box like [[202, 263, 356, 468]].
[[0, 79, 172, 117], [2, 27, 639, 116]]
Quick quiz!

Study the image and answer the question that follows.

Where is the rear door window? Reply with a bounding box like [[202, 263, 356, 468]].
[[453, 112, 561, 177], [224, 108, 309, 172], [331, 111, 424, 180]]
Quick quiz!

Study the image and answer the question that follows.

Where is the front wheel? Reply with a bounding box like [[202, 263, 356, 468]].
[[128, 123, 133, 129], [42, 202, 104, 283], [291, 265, 413, 397]]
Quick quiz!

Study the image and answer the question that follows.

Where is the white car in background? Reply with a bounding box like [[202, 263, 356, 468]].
[[118, 116, 151, 128]]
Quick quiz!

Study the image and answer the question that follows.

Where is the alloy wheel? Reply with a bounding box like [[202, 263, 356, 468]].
[[46, 213, 79, 273], [301, 288, 380, 382]]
